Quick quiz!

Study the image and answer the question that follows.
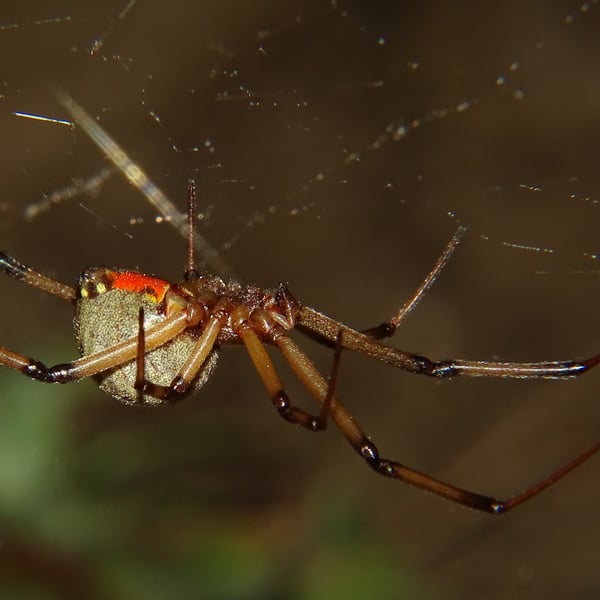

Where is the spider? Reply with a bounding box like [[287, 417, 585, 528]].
[[1, 181, 599, 515]]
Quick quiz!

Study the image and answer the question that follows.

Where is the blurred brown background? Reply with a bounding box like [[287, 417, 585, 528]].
[[0, 2, 599, 598]]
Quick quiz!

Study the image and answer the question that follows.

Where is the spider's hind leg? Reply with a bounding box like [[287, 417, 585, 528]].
[[274, 333, 600, 514]]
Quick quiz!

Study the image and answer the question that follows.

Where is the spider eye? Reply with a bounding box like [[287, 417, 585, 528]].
[[78, 267, 115, 299]]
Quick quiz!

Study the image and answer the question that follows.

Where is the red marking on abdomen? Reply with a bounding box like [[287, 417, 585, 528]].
[[111, 272, 171, 303]]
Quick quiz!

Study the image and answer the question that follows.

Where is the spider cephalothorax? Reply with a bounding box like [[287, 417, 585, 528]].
[[1, 181, 599, 514]]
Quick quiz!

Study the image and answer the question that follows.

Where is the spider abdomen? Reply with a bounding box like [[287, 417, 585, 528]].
[[75, 269, 218, 406]]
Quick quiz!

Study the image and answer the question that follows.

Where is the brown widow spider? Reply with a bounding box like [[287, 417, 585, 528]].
[[1, 181, 599, 514]]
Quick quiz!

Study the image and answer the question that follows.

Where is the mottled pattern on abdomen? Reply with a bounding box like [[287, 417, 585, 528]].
[[75, 289, 218, 405]]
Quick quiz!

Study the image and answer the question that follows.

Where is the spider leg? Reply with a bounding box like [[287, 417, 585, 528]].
[[134, 307, 223, 402], [0, 252, 76, 302], [230, 307, 329, 431], [362, 226, 465, 340], [0, 311, 190, 383], [319, 331, 344, 425], [296, 222, 600, 378], [274, 334, 600, 513], [135, 307, 147, 403], [298, 306, 600, 379], [416, 354, 600, 378]]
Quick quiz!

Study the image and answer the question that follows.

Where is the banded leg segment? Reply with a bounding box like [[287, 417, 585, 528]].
[[233, 311, 328, 431], [298, 307, 600, 380], [0, 311, 190, 384], [134, 307, 222, 401]]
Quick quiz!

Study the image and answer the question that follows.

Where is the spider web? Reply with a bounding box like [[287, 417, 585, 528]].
[[0, 2, 599, 599]]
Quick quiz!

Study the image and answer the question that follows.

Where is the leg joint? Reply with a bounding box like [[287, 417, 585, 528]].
[[25, 362, 74, 384], [408, 355, 458, 378]]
